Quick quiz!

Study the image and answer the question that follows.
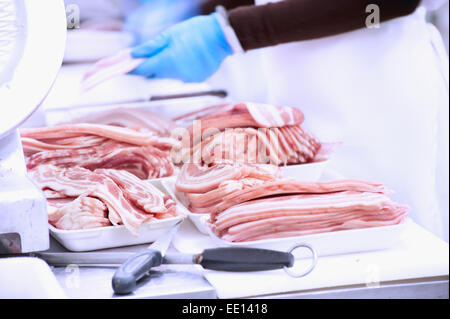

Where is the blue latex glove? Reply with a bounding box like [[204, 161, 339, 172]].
[[130, 13, 233, 82]]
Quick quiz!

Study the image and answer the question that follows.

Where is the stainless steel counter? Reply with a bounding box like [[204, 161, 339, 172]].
[[43, 236, 449, 299], [251, 277, 449, 299], [39, 237, 216, 299], [49, 262, 448, 299], [50, 264, 216, 299]]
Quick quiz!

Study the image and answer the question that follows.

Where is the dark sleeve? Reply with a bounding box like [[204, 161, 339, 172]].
[[199, 0, 254, 14], [226, 0, 421, 51]]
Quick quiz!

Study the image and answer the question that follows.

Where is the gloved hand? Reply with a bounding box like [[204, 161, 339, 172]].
[[129, 13, 233, 83]]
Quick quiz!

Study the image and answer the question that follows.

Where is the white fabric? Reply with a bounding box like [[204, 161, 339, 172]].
[[421, 0, 448, 10], [207, 48, 269, 103], [215, 6, 244, 54], [171, 218, 449, 299], [244, 1, 450, 242], [433, 2, 449, 52]]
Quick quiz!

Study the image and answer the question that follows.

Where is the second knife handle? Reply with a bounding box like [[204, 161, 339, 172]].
[[112, 248, 163, 295], [199, 247, 294, 272]]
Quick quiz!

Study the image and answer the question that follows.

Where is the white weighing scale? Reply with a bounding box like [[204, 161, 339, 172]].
[[0, 0, 66, 253]]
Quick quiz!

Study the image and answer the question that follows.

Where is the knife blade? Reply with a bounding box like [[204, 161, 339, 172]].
[[38, 248, 307, 272], [61, 90, 228, 111], [36, 248, 296, 270], [111, 220, 182, 295]]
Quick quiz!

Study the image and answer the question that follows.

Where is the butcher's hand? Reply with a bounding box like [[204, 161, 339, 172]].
[[130, 13, 233, 83]]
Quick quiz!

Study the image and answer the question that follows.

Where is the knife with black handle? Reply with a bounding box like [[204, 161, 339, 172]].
[[192, 247, 294, 272], [111, 248, 164, 295], [111, 247, 295, 295], [37, 232, 315, 295]]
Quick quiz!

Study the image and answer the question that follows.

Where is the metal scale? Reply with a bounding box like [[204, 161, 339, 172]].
[[0, 0, 66, 253]]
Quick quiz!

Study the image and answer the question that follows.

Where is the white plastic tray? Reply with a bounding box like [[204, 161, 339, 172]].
[[161, 177, 211, 235], [161, 176, 410, 256], [203, 218, 411, 256], [48, 179, 185, 252]]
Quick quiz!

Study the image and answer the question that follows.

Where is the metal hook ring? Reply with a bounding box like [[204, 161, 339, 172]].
[[283, 243, 318, 278]]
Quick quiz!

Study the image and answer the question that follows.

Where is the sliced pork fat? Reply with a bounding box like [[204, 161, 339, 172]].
[[29, 165, 179, 235]]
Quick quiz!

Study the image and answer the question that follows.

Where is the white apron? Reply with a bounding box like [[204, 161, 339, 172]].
[[212, 0, 449, 241]]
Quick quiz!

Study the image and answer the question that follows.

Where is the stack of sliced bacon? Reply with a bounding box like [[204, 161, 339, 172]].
[[30, 165, 179, 234], [175, 163, 408, 242], [173, 102, 324, 166], [186, 126, 322, 166], [174, 102, 305, 131], [210, 192, 408, 242], [175, 162, 281, 194], [21, 123, 177, 179]]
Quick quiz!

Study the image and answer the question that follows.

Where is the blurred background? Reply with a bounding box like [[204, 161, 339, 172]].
[[24, 0, 448, 133], [428, 1, 449, 51], [57, 0, 449, 110], [62, 0, 449, 64]]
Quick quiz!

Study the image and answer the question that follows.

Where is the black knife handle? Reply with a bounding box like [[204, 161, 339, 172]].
[[199, 247, 294, 272], [112, 248, 163, 295]]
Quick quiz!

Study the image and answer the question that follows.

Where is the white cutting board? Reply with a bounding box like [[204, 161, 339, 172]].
[[0, 257, 66, 298]]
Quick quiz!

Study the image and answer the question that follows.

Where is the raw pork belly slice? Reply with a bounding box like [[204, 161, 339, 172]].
[[188, 179, 389, 215], [80, 48, 145, 92], [175, 163, 280, 194], [22, 124, 176, 179], [26, 141, 174, 180], [47, 197, 111, 230], [20, 123, 174, 149], [209, 192, 408, 242], [21, 136, 107, 156], [83, 144, 174, 179], [173, 102, 323, 165], [174, 102, 305, 129], [95, 168, 174, 216], [183, 126, 321, 165], [29, 165, 155, 235], [174, 162, 407, 241], [187, 178, 267, 213]]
